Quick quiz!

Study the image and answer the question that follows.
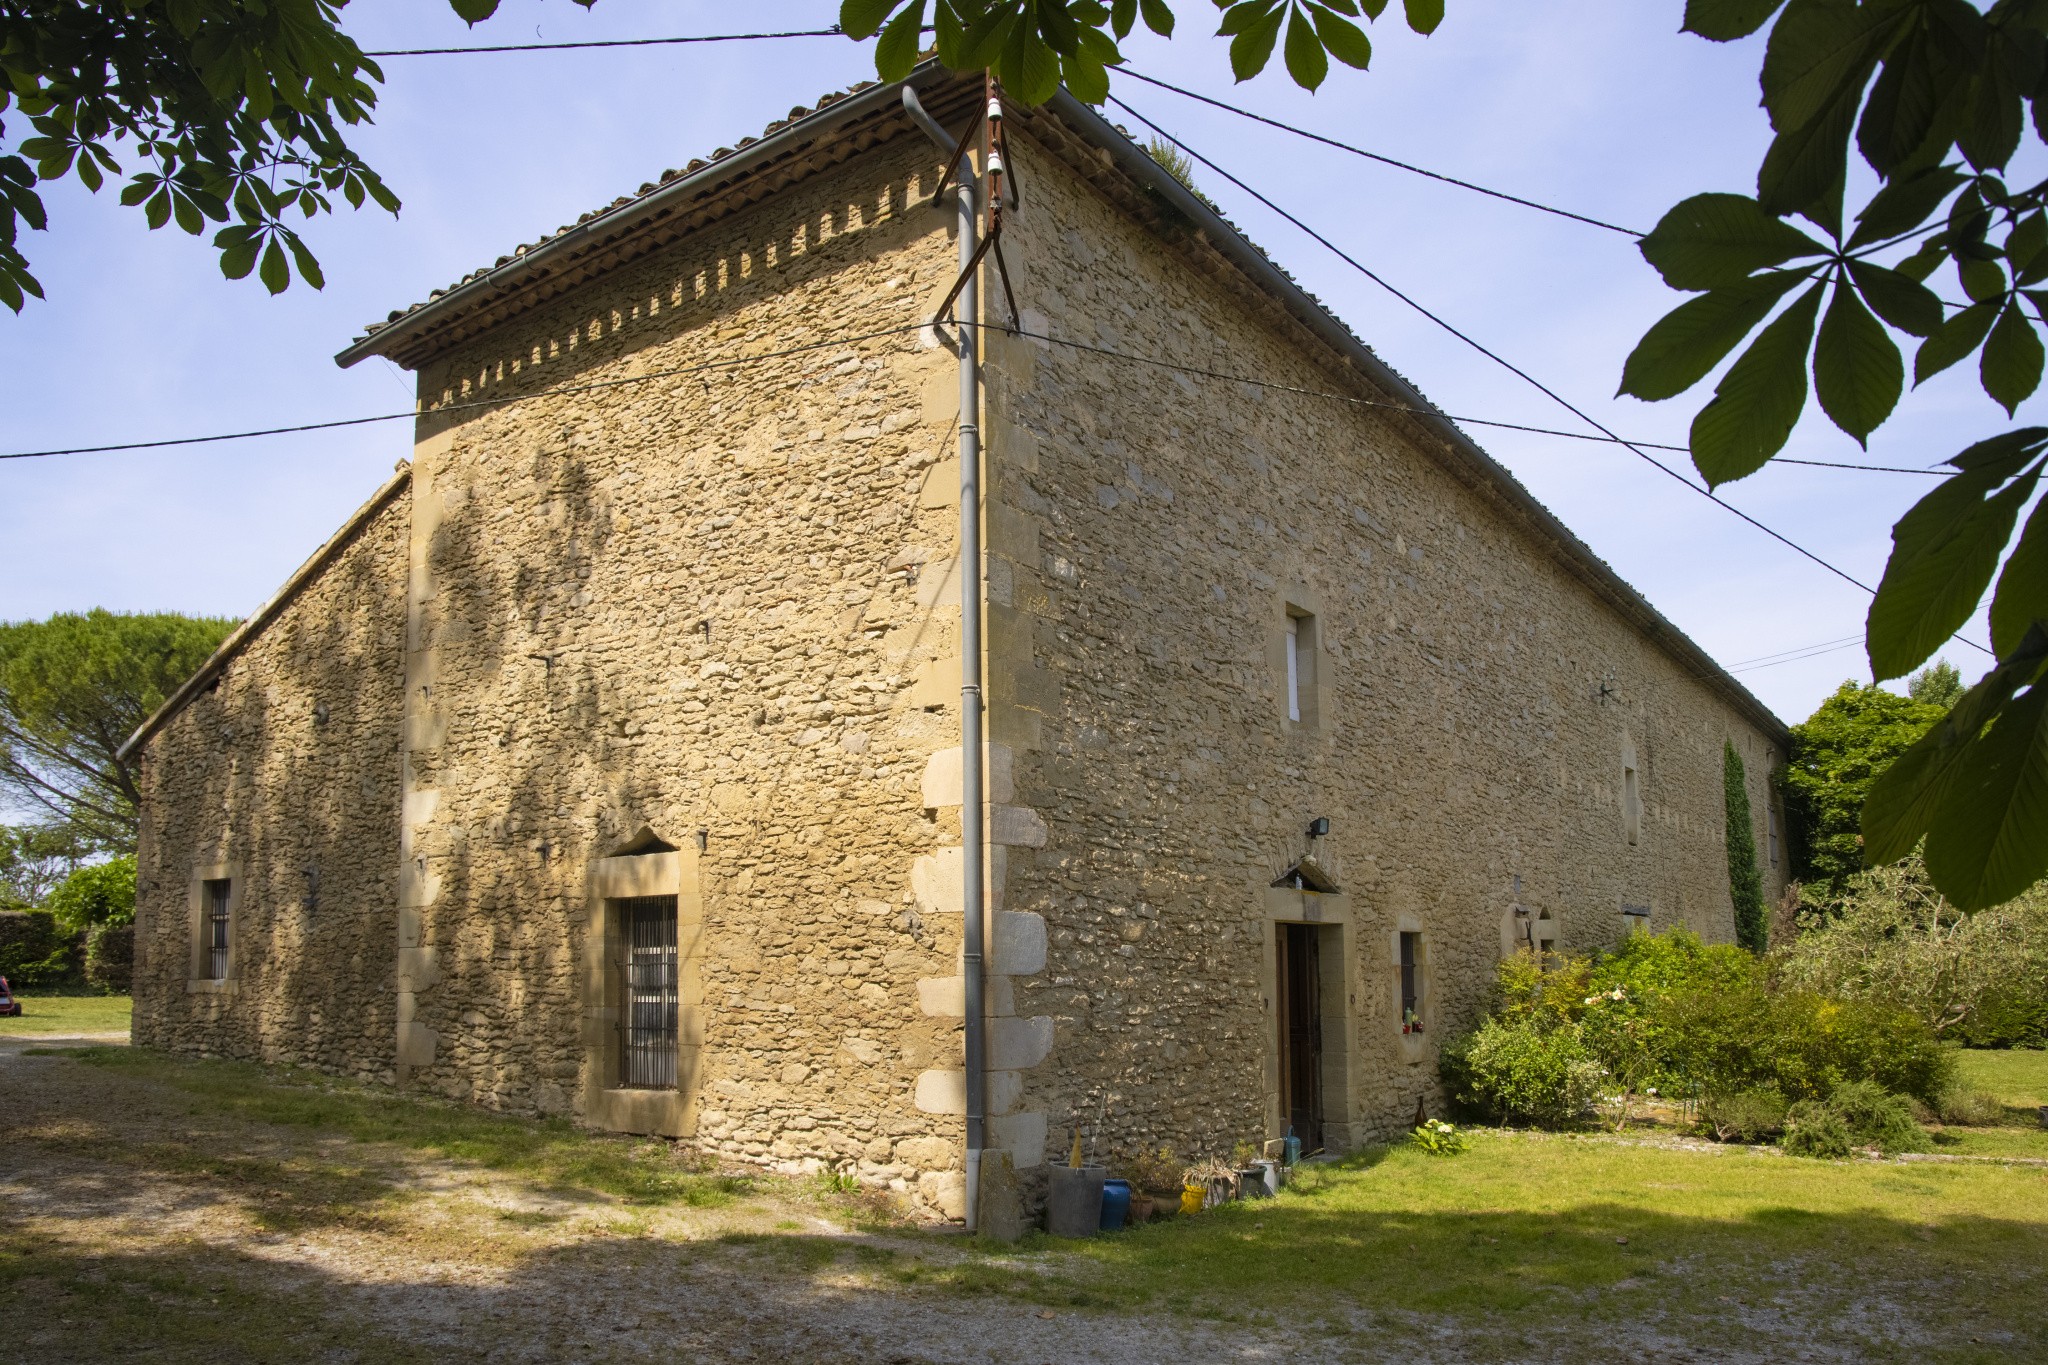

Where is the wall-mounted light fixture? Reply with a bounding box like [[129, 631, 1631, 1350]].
[[1305, 817, 1330, 839]]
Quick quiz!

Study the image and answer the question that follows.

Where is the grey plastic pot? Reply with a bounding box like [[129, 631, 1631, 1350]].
[[1046, 1166, 1107, 1238]]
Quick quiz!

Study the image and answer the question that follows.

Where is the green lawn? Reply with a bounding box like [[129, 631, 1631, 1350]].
[[1956, 1047, 2048, 1109], [871, 1130, 2048, 1360], [0, 992, 129, 1037]]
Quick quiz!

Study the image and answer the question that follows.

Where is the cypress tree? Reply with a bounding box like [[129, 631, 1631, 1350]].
[[1723, 742, 1768, 952]]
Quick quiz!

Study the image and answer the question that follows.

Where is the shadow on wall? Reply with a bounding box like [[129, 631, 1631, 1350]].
[[148, 514, 405, 1077], [369, 151, 974, 1126]]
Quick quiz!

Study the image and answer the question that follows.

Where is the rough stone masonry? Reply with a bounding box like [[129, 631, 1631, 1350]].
[[125, 68, 1788, 1226]]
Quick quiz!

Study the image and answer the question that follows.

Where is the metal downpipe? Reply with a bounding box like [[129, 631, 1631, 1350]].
[[903, 84, 986, 1234]]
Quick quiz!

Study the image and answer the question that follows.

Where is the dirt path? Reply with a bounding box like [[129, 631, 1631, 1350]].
[[2, 1041, 1376, 1365]]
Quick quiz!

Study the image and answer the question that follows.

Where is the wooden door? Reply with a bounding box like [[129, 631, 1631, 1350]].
[[1277, 923, 1324, 1151]]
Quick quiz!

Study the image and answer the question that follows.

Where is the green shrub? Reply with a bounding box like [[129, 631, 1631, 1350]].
[[0, 908, 76, 987], [1576, 927, 1765, 1098], [1932, 1088, 2006, 1125], [1441, 1014, 1605, 1127], [43, 855, 136, 936], [84, 922, 132, 993], [1492, 948, 1595, 1028], [1782, 995, 1955, 1105], [1588, 924, 1761, 1001], [1824, 1080, 1925, 1153], [1952, 989, 2048, 1049], [1781, 1082, 1925, 1158], [1782, 1103, 1854, 1159], [1660, 986, 1953, 1107], [1700, 1087, 1789, 1143]]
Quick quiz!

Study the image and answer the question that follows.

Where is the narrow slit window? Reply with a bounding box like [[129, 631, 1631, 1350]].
[[1399, 931, 1422, 1034], [1284, 609, 1317, 725], [1767, 805, 1782, 866], [203, 878, 231, 981], [618, 895, 679, 1090], [1285, 615, 1302, 722], [1622, 763, 1641, 845]]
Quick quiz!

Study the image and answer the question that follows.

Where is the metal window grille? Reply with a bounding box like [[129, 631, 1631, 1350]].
[[1399, 931, 1420, 1032], [617, 895, 679, 1090], [204, 879, 231, 981]]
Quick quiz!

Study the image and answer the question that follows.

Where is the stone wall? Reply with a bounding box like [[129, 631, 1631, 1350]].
[[391, 135, 978, 1214], [133, 480, 408, 1074], [976, 127, 1790, 1166]]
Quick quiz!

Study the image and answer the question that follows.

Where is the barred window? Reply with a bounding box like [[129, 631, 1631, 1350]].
[[204, 878, 231, 981], [618, 895, 679, 1090]]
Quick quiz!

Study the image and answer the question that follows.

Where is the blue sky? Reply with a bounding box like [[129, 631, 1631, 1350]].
[[0, 0, 2014, 725]]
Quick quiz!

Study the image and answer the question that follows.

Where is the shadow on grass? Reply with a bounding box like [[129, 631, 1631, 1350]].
[[31, 1046, 754, 1209], [8, 1200, 2045, 1364]]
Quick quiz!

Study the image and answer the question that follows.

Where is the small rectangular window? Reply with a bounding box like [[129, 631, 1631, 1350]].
[[203, 878, 231, 981], [1399, 931, 1422, 1033], [1767, 805, 1782, 866], [1622, 763, 1641, 845]]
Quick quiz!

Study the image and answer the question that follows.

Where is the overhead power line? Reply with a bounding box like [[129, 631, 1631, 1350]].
[[1723, 633, 1866, 670], [0, 318, 1953, 470], [1721, 635, 1869, 675], [1118, 68, 1646, 238], [362, 28, 844, 57], [2, 322, 933, 460]]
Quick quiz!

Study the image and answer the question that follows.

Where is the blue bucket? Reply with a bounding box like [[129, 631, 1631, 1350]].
[[1099, 1178, 1132, 1231]]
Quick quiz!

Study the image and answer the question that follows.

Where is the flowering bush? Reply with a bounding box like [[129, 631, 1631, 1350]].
[[1444, 928, 1954, 1135], [1408, 1119, 1467, 1156]]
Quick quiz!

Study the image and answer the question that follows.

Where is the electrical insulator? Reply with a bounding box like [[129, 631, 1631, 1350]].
[[987, 96, 1004, 122]]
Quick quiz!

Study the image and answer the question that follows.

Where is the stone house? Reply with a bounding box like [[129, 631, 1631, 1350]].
[[123, 66, 1789, 1223]]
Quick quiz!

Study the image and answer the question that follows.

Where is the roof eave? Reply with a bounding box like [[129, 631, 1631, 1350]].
[[332, 68, 966, 372]]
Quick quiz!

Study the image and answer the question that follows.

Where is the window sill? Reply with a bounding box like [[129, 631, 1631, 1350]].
[[185, 978, 237, 995]]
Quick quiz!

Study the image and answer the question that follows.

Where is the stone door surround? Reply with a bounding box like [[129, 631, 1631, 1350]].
[[581, 840, 703, 1136]]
